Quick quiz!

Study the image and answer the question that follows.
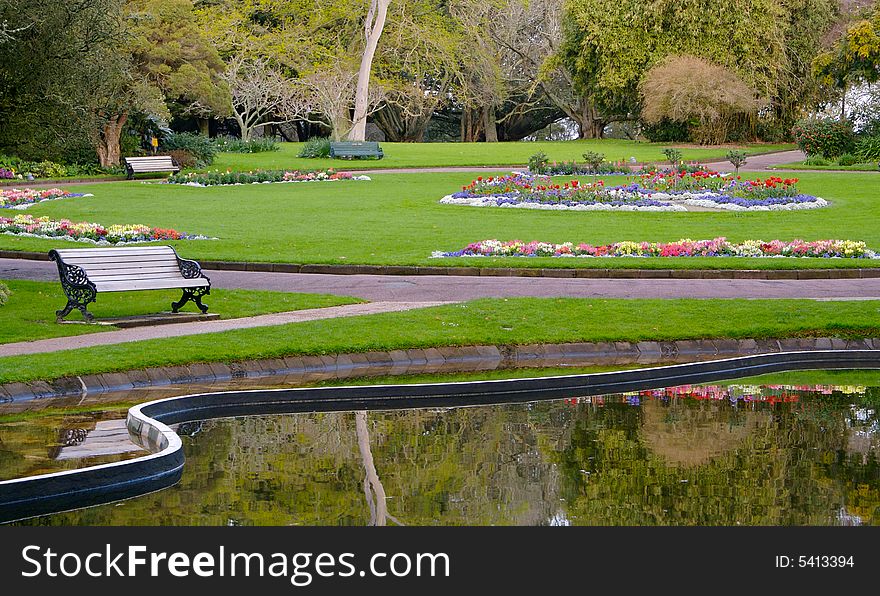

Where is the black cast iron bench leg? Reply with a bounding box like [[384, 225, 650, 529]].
[[171, 287, 210, 314]]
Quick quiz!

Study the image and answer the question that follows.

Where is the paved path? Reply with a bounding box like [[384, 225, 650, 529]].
[[6, 150, 864, 191], [0, 300, 451, 357], [3, 258, 878, 303]]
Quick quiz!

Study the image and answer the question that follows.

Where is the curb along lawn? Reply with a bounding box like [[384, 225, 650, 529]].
[[210, 140, 794, 172], [0, 298, 877, 384], [0, 280, 363, 345], [0, 171, 876, 270]]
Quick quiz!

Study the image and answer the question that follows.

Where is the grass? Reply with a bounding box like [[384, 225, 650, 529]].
[[1, 170, 879, 270], [0, 279, 362, 345], [0, 297, 877, 384], [773, 161, 880, 171], [210, 140, 794, 171]]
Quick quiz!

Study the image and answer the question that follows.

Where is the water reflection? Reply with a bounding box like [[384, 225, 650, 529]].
[[0, 410, 146, 481], [14, 382, 880, 526]]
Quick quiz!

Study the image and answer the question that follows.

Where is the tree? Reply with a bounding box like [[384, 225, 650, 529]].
[[641, 55, 760, 145], [221, 55, 298, 141], [562, 0, 838, 141], [491, 0, 611, 138], [85, 0, 230, 166], [349, 0, 392, 141], [291, 61, 385, 140], [0, 0, 128, 162], [814, 3, 880, 120]]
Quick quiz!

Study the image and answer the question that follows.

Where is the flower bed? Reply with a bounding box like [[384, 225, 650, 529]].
[[0, 214, 211, 245], [441, 171, 828, 212], [0, 188, 92, 209], [433, 238, 875, 259], [442, 174, 686, 211], [166, 169, 370, 187]]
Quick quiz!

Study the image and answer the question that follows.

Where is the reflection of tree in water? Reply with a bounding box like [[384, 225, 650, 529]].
[[355, 411, 399, 526], [639, 399, 766, 467], [551, 397, 880, 525], [14, 386, 880, 526]]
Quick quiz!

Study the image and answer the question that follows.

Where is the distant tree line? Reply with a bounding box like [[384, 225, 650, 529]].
[[0, 0, 877, 166]]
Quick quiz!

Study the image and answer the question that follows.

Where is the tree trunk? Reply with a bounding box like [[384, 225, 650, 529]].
[[94, 113, 127, 167], [234, 112, 252, 142], [373, 103, 431, 142], [460, 108, 483, 142], [197, 118, 210, 136], [483, 105, 498, 143], [349, 0, 390, 141]]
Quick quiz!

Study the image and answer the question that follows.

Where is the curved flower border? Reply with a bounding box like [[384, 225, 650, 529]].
[[0, 188, 93, 210], [166, 169, 370, 187], [0, 214, 213, 245], [432, 238, 877, 259], [442, 172, 828, 212]]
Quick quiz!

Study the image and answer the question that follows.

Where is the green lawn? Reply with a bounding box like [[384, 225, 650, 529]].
[[0, 280, 362, 345], [774, 161, 880, 172], [0, 298, 877, 384], [2, 170, 878, 269], [211, 140, 794, 171]]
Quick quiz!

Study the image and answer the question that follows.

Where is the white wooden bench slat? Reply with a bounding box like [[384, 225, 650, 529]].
[[54, 246, 176, 257], [87, 268, 193, 280], [93, 279, 210, 292], [58, 261, 183, 272], [59, 257, 181, 269], [87, 269, 191, 281]]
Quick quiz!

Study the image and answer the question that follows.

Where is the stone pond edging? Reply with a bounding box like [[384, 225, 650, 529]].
[[1, 250, 878, 279], [2, 337, 878, 402]]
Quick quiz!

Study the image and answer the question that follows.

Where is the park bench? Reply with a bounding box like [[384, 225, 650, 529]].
[[329, 141, 384, 160], [123, 156, 180, 179], [49, 246, 210, 322]]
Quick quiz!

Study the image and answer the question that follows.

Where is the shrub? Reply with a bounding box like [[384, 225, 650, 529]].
[[641, 118, 691, 142], [167, 149, 198, 169], [856, 135, 880, 161], [581, 151, 605, 174], [298, 137, 331, 158], [641, 55, 759, 144], [550, 160, 581, 175], [162, 132, 217, 167], [803, 155, 830, 166], [214, 136, 279, 153], [0, 281, 9, 307], [726, 150, 748, 175], [528, 151, 549, 174], [791, 119, 855, 158], [662, 148, 683, 168], [837, 153, 859, 166], [0, 155, 114, 178]]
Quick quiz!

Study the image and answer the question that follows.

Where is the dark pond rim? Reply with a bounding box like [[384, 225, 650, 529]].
[[2, 349, 879, 524]]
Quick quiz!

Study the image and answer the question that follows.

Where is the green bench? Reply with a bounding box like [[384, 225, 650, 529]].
[[329, 141, 384, 160]]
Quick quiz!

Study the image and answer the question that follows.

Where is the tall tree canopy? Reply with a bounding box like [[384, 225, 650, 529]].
[[562, 0, 838, 138]]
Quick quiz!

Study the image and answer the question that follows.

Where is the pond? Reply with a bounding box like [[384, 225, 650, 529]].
[[10, 371, 880, 526]]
